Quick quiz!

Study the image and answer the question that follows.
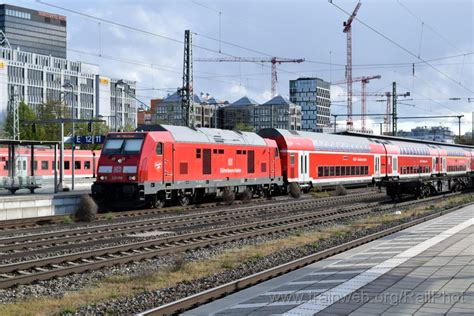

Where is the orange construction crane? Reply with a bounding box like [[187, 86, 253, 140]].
[[343, 0, 362, 128], [195, 57, 304, 98], [333, 74, 381, 131]]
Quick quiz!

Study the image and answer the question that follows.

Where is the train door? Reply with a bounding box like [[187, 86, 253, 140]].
[[442, 157, 447, 173], [270, 148, 277, 179], [16, 156, 27, 177], [299, 151, 309, 182], [162, 143, 174, 183], [374, 154, 381, 177], [432, 157, 437, 174], [392, 155, 398, 176]]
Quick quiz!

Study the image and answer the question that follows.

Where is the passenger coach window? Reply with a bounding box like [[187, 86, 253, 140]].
[[41, 161, 48, 170], [156, 143, 163, 155], [84, 161, 91, 170], [65, 161, 70, 170], [75, 161, 81, 170], [318, 166, 323, 177]]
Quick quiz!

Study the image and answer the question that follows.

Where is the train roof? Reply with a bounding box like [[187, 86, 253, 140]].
[[258, 128, 375, 152], [341, 132, 474, 151], [136, 125, 268, 146]]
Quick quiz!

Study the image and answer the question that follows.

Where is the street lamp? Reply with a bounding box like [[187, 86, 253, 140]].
[[62, 81, 75, 191], [114, 79, 127, 132]]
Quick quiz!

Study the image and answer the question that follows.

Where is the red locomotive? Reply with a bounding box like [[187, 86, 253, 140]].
[[92, 126, 473, 208], [92, 125, 282, 208]]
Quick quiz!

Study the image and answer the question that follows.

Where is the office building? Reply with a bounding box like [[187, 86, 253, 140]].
[[290, 77, 331, 131], [0, 4, 67, 58], [154, 91, 226, 128], [221, 96, 258, 130], [0, 46, 137, 130], [255, 95, 301, 130]]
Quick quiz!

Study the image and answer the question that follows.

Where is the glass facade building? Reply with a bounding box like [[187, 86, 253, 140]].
[[0, 47, 137, 129], [0, 4, 67, 58], [290, 77, 331, 132]]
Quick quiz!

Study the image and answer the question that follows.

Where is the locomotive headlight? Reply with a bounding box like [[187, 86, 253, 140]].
[[100, 175, 108, 181], [128, 175, 136, 181]]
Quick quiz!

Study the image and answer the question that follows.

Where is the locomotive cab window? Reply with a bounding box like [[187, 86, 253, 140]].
[[156, 143, 163, 155]]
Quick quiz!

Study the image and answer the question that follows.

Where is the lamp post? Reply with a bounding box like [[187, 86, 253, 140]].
[[114, 79, 126, 132], [63, 81, 75, 191]]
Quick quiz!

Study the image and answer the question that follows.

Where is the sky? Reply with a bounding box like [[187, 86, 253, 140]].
[[12, 0, 474, 134]]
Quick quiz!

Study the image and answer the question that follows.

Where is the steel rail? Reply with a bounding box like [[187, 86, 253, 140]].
[[139, 200, 472, 315], [0, 191, 382, 252], [0, 187, 374, 231], [0, 193, 456, 289]]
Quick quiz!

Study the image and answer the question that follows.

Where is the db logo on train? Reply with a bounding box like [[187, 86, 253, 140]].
[[154, 162, 162, 170]]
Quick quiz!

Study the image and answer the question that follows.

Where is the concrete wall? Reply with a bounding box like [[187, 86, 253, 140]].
[[0, 194, 81, 220]]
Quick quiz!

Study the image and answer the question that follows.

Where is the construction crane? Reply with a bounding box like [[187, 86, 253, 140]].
[[333, 74, 380, 131], [360, 75, 381, 131], [195, 57, 305, 98], [343, 0, 362, 128]]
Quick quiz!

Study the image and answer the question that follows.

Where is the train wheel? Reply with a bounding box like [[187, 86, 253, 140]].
[[239, 189, 252, 203], [178, 194, 190, 207], [288, 183, 301, 199], [149, 196, 165, 209], [222, 188, 235, 205]]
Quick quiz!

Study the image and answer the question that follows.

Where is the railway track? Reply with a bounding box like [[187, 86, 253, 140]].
[[0, 191, 383, 254], [0, 192, 455, 289], [0, 187, 375, 231], [140, 199, 471, 316]]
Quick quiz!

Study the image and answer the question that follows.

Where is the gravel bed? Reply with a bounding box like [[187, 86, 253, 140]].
[[74, 205, 458, 315], [0, 196, 302, 240], [0, 207, 346, 265]]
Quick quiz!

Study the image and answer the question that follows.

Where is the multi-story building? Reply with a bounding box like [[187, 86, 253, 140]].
[[221, 96, 258, 130], [289, 77, 331, 132], [0, 4, 67, 58], [138, 98, 162, 125], [255, 95, 301, 130], [154, 91, 226, 128], [398, 126, 455, 143], [0, 47, 137, 130]]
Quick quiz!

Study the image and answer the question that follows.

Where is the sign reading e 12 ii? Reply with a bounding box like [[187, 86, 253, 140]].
[[74, 135, 105, 144]]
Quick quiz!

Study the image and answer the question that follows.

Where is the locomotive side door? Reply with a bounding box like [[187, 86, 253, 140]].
[[162, 142, 174, 183]]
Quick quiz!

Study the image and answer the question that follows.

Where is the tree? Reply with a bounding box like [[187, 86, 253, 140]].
[[454, 135, 474, 145], [234, 123, 255, 132], [3, 102, 39, 140]]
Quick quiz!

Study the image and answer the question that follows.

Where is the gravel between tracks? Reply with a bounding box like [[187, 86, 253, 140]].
[[74, 205, 462, 315], [0, 200, 445, 310]]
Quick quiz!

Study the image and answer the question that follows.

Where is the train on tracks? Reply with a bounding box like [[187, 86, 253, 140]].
[[91, 125, 473, 208], [0, 147, 99, 178]]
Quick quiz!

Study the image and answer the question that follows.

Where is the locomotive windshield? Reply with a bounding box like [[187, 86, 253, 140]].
[[102, 138, 144, 155]]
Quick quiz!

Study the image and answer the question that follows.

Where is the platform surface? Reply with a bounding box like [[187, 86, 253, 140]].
[[184, 204, 474, 315]]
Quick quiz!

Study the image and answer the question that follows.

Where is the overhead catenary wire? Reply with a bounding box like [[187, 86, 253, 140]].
[[329, 0, 474, 95]]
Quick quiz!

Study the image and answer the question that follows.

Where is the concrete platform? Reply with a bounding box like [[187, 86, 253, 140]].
[[184, 204, 474, 316], [0, 190, 90, 220]]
